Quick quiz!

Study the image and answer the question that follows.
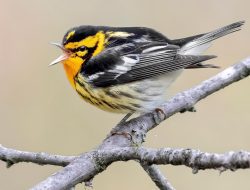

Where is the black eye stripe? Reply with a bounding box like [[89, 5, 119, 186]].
[[71, 46, 87, 53], [75, 46, 86, 52], [79, 46, 87, 51]]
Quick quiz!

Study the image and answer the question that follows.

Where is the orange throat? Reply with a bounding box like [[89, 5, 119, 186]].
[[62, 57, 83, 89]]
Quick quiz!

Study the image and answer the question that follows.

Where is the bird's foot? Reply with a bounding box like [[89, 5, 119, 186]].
[[108, 112, 134, 138], [153, 108, 166, 125], [110, 131, 132, 140], [110, 129, 146, 146]]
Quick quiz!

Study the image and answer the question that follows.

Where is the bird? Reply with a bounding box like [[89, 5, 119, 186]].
[[50, 21, 244, 124]]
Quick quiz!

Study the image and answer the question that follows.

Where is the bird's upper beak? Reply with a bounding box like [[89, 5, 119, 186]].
[[49, 42, 69, 66]]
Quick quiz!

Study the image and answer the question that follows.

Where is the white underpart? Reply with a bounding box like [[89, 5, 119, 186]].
[[132, 70, 183, 112]]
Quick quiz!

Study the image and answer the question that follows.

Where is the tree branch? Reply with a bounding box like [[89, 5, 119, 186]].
[[0, 144, 76, 167], [1, 57, 250, 190], [0, 144, 175, 189], [141, 164, 175, 190], [1, 145, 250, 174]]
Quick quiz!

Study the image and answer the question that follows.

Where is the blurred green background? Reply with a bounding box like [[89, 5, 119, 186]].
[[0, 0, 250, 189]]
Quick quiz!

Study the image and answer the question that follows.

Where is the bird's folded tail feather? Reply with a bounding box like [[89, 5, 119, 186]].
[[175, 21, 245, 54]]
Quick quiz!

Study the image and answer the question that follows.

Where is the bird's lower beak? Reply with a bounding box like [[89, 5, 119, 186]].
[[49, 54, 69, 66], [49, 42, 69, 66]]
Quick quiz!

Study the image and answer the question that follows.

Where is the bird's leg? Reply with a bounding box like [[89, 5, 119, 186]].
[[117, 112, 134, 126], [110, 112, 134, 140]]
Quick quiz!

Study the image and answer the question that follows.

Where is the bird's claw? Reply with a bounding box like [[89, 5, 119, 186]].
[[111, 131, 133, 140], [153, 108, 166, 124]]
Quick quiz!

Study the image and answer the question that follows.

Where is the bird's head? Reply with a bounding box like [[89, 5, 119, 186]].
[[50, 26, 106, 88]]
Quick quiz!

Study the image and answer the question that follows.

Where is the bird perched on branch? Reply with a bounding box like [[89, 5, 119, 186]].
[[50, 21, 244, 123]]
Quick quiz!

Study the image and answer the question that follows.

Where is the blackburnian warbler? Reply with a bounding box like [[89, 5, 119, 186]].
[[50, 21, 244, 121]]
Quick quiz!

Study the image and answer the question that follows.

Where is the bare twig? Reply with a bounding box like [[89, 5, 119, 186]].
[[141, 164, 175, 190], [0, 144, 76, 167]]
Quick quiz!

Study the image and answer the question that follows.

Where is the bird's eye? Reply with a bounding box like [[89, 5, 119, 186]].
[[79, 46, 87, 51]]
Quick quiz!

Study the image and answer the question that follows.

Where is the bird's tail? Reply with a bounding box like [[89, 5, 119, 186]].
[[173, 21, 245, 55]]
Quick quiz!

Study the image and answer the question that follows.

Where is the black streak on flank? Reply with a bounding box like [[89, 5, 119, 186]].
[[105, 90, 120, 99], [75, 78, 99, 103], [100, 100, 118, 110], [117, 104, 135, 112], [130, 103, 141, 109], [76, 90, 95, 105], [119, 91, 151, 102]]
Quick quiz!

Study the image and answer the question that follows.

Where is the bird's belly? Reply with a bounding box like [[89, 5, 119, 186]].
[[75, 71, 182, 113]]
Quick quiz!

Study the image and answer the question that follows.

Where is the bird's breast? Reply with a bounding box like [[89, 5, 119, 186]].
[[73, 72, 182, 113]]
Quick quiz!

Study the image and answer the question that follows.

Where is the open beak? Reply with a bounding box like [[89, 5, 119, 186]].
[[49, 42, 69, 66]]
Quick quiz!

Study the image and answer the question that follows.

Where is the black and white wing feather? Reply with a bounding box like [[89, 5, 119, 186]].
[[80, 42, 215, 88]]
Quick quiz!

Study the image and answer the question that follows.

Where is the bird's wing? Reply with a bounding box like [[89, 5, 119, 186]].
[[79, 42, 215, 88]]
